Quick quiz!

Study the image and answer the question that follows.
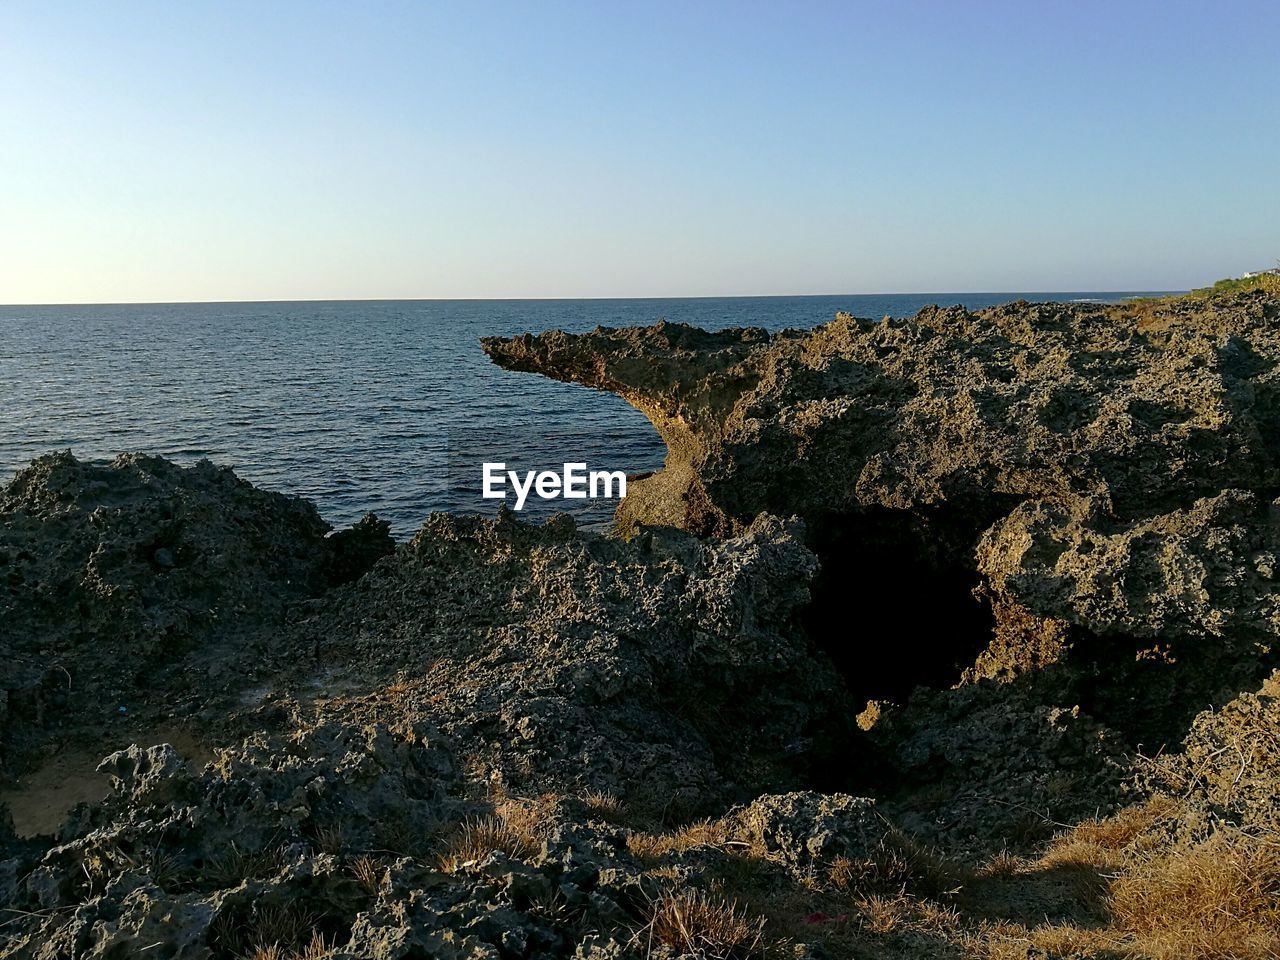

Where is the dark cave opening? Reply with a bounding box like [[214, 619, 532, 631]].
[[800, 507, 1001, 707]]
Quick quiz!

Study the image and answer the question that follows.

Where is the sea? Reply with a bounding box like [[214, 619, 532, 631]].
[[0, 293, 1170, 536]]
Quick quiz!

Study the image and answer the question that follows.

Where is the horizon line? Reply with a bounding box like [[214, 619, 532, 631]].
[[0, 288, 1183, 308]]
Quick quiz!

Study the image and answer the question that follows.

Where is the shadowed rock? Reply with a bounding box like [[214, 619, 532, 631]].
[[0, 452, 393, 779]]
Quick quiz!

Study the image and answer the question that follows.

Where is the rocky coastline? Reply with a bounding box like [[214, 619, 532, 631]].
[[3, 285, 1279, 958]]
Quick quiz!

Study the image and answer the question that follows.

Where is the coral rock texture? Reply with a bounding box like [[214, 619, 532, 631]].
[[5, 287, 1280, 958]]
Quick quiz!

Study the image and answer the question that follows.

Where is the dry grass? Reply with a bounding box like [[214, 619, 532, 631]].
[[349, 854, 382, 894], [1019, 795, 1186, 918], [978, 834, 1280, 960], [967, 797, 1280, 960], [975, 850, 1029, 878], [635, 889, 766, 959], [980, 922, 1119, 960], [615, 793, 1279, 960], [825, 832, 961, 903], [206, 843, 285, 888], [1058, 795, 1180, 854], [384, 678, 413, 701], [677, 827, 969, 958], [211, 903, 323, 960], [626, 816, 968, 957], [626, 819, 730, 863], [436, 816, 533, 872], [372, 810, 442, 858], [580, 789, 626, 823], [245, 904, 318, 950], [91, 841, 185, 889], [1024, 795, 1184, 902], [853, 892, 916, 935], [827, 846, 917, 899], [310, 823, 346, 856], [298, 932, 331, 960], [492, 792, 560, 850], [525, 885, 581, 925], [1108, 834, 1280, 960], [245, 931, 330, 960]]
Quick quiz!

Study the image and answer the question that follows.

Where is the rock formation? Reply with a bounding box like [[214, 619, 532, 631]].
[[483, 292, 1280, 538], [485, 289, 1280, 740], [0, 452, 394, 784], [4, 286, 1280, 958]]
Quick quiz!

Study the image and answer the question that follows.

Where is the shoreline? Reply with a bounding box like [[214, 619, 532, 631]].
[[3, 284, 1279, 957]]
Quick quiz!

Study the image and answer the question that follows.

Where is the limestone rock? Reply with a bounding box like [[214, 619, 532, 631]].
[[729, 791, 886, 873], [483, 292, 1280, 539]]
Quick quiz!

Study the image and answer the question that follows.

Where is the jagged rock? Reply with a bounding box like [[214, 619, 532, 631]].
[[863, 682, 1130, 855], [1, 718, 462, 952], [1145, 669, 1280, 837], [24, 866, 60, 910], [325, 512, 396, 586], [485, 291, 1280, 779], [0, 719, 665, 958], [573, 936, 633, 959], [8, 288, 1280, 956], [300, 510, 849, 811], [28, 878, 218, 959], [0, 456, 858, 954], [0, 452, 392, 779], [481, 291, 1280, 782], [483, 292, 1280, 539], [98, 743, 188, 804], [729, 792, 886, 874], [978, 491, 1280, 645], [975, 490, 1280, 746], [0, 858, 17, 908]]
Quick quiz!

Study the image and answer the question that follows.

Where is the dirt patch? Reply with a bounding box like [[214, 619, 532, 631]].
[[0, 724, 213, 838], [0, 748, 109, 838]]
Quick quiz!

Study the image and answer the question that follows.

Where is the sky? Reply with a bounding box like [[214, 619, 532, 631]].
[[1, 0, 1277, 303]]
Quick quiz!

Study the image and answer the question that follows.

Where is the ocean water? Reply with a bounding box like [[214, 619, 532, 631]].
[[0, 293, 1168, 536]]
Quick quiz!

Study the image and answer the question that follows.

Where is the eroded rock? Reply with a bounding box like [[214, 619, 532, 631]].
[[975, 490, 1280, 746], [0, 452, 393, 779], [483, 293, 1280, 539], [7, 288, 1280, 956], [298, 510, 850, 812], [1145, 669, 1280, 838], [729, 792, 886, 875]]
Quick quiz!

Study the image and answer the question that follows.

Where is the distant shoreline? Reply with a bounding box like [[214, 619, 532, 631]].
[[0, 290, 1185, 309]]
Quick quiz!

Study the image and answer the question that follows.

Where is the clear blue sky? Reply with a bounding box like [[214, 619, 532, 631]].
[[2, 0, 1277, 302]]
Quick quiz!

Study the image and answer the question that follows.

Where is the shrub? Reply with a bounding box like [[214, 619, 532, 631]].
[[436, 816, 532, 872], [635, 889, 766, 959]]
